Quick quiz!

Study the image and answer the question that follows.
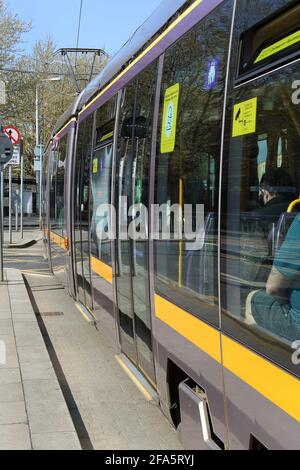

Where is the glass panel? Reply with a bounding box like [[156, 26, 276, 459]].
[[90, 96, 117, 267], [115, 81, 136, 358], [74, 116, 94, 309], [115, 62, 157, 382], [154, 0, 233, 328], [50, 135, 67, 236], [91, 143, 113, 265], [221, 0, 300, 375], [132, 66, 157, 383]]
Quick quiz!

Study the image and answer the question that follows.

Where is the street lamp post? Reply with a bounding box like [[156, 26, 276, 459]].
[[35, 77, 61, 227]]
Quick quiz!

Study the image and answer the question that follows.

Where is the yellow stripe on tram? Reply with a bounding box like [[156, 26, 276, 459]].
[[154, 294, 222, 363], [55, 117, 76, 138], [222, 335, 300, 423], [50, 231, 66, 250], [154, 293, 300, 423], [90, 256, 113, 284], [79, 0, 203, 117]]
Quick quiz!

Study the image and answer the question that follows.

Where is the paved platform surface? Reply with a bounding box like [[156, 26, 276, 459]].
[[0, 268, 81, 450], [1, 238, 182, 450], [25, 270, 182, 450]]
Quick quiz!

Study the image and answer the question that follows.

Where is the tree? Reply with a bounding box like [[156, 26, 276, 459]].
[[0, 0, 31, 69], [1, 33, 108, 177]]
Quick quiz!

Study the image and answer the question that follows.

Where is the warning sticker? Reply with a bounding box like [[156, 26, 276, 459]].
[[93, 158, 98, 174], [161, 83, 180, 154], [232, 97, 257, 138]]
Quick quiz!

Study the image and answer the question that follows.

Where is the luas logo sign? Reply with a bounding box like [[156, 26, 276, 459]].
[[161, 83, 180, 154], [165, 102, 174, 138]]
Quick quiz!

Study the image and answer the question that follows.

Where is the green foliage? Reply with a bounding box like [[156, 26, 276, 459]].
[[0, 1, 108, 178]]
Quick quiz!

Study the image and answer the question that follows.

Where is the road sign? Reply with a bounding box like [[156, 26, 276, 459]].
[[34, 159, 41, 172], [34, 144, 45, 158], [0, 132, 13, 166], [3, 125, 21, 145], [7, 144, 20, 166]]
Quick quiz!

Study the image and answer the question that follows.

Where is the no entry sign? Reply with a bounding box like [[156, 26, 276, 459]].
[[3, 126, 21, 145]]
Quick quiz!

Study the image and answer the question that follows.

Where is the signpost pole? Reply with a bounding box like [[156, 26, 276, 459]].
[[0, 129, 14, 275], [0, 165, 4, 282], [8, 165, 12, 245], [20, 150, 24, 240], [39, 146, 43, 229], [15, 200, 18, 232]]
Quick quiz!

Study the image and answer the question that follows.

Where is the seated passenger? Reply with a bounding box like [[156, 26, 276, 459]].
[[256, 169, 295, 234], [246, 214, 300, 341]]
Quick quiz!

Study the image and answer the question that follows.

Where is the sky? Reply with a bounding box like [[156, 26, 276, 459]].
[[6, 0, 163, 57]]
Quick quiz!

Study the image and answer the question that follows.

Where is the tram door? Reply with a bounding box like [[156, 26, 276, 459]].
[[73, 116, 93, 311], [115, 66, 157, 384]]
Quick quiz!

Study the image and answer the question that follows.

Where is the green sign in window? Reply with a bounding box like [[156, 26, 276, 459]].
[[255, 30, 300, 64], [161, 83, 180, 154]]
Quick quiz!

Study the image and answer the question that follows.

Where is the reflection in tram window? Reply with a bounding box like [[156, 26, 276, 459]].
[[154, 0, 233, 327], [246, 214, 300, 341], [221, 54, 300, 370], [115, 63, 158, 383], [90, 96, 117, 266], [50, 135, 67, 236], [73, 116, 94, 310], [91, 143, 113, 265]]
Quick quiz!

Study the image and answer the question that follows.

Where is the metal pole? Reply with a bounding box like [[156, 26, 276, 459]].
[[39, 147, 42, 228], [8, 165, 12, 245], [35, 85, 39, 147], [0, 167, 3, 282], [15, 200, 18, 232], [20, 152, 24, 239], [36, 84, 39, 223]]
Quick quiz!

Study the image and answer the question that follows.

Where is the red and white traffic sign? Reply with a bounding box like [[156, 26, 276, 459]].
[[3, 125, 21, 145]]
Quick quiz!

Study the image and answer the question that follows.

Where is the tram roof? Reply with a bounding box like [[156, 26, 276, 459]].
[[53, 0, 188, 135]]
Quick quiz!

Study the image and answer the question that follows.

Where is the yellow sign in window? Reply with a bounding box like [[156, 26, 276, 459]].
[[232, 97, 257, 138], [93, 158, 98, 174], [255, 30, 300, 64], [161, 83, 180, 154]]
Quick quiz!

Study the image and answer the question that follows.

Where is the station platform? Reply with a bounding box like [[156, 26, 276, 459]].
[[0, 268, 81, 450], [0, 237, 182, 450]]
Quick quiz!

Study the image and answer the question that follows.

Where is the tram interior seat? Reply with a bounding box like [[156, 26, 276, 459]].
[[274, 211, 298, 253], [185, 212, 216, 300]]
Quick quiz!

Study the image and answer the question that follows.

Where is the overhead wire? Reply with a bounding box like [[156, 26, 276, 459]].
[[75, 0, 84, 67]]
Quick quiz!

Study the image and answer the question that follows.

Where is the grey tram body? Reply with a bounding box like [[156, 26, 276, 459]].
[[43, 0, 300, 450]]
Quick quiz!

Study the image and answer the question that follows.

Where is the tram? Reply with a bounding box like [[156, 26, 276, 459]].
[[43, 0, 300, 449]]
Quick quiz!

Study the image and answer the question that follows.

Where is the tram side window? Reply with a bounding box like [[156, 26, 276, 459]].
[[75, 116, 94, 256], [50, 135, 67, 236], [90, 96, 117, 266], [221, 43, 300, 373], [154, 0, 233, 327]]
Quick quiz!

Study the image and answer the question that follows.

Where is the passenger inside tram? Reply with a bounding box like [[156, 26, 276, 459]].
[[254, 168, 295, 235], [246, 213, 300, 341]]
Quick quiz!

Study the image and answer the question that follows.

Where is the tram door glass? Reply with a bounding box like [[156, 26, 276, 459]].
[[221, 0, 300, 375], [115, 62, 157, 383], [50, 135, 67, 236], [91, 96, 116, 265], [154, 0, 233, 328], [74, 115, 94, 310]]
